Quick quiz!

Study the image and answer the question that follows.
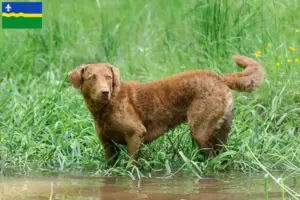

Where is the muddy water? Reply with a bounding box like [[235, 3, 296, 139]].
[[0, 171, 299, 200]]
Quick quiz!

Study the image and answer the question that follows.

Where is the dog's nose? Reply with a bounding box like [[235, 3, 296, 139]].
[[101, 88, 109, 95]]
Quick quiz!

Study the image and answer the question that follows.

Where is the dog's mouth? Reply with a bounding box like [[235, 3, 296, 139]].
[[96, 92, 111, 103]]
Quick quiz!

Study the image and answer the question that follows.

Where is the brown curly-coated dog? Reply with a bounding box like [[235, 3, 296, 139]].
[[69, 55, 264, 165]]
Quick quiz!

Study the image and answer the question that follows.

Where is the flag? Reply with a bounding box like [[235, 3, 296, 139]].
[[2, 2, 42, 29]]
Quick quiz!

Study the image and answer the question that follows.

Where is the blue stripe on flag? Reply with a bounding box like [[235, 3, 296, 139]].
[[2, 2, 42, 14]]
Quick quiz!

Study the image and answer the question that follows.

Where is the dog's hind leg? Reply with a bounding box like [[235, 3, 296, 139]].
[[211, 93, 234, 154], [187, 97, 229, 158], [213, 107, 234, 154]]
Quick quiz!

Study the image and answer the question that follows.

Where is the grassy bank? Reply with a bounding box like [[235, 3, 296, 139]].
[[0, 0, 299, 179]]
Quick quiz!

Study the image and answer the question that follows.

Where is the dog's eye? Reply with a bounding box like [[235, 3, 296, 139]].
[[87, 75, 96, 81], [105, 75, 112, 80]]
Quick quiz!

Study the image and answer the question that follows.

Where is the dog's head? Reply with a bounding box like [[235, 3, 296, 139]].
[[68, 63, 120, 103]]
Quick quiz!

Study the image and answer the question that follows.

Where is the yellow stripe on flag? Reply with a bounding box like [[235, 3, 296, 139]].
[[2, 12, 42, 18]]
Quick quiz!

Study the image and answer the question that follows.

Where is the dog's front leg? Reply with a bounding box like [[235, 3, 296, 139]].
[[126, 134, 143, 163], [99, 134, 118, 166], [124, 122, 146, 165]]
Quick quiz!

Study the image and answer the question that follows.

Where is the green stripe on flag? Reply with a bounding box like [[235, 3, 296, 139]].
[[2, 17, 42, 29]]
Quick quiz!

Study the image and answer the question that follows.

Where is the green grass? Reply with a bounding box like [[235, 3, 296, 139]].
[[0, 0, 300, 184]]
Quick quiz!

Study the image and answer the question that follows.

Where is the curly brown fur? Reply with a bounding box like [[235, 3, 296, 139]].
[[68, 55, 264, 165]]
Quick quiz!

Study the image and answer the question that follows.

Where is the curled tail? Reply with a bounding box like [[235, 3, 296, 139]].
[[221, 55, 265, 92]]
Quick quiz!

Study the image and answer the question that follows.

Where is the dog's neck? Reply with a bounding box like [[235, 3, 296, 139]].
[[83, 95, 112, 121]]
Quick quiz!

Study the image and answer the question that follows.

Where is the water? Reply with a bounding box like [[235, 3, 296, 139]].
[[0, 170, 299, 200]]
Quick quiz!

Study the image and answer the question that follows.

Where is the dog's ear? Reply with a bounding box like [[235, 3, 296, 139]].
[[107, 63, 120, 97], [68, 65, 86, 89]]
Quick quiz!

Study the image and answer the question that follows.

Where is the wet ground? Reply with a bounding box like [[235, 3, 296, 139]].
[[0, 170, 299, 200]]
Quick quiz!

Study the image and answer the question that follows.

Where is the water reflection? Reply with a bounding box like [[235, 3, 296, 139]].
[[0, 171, 298, 200]]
